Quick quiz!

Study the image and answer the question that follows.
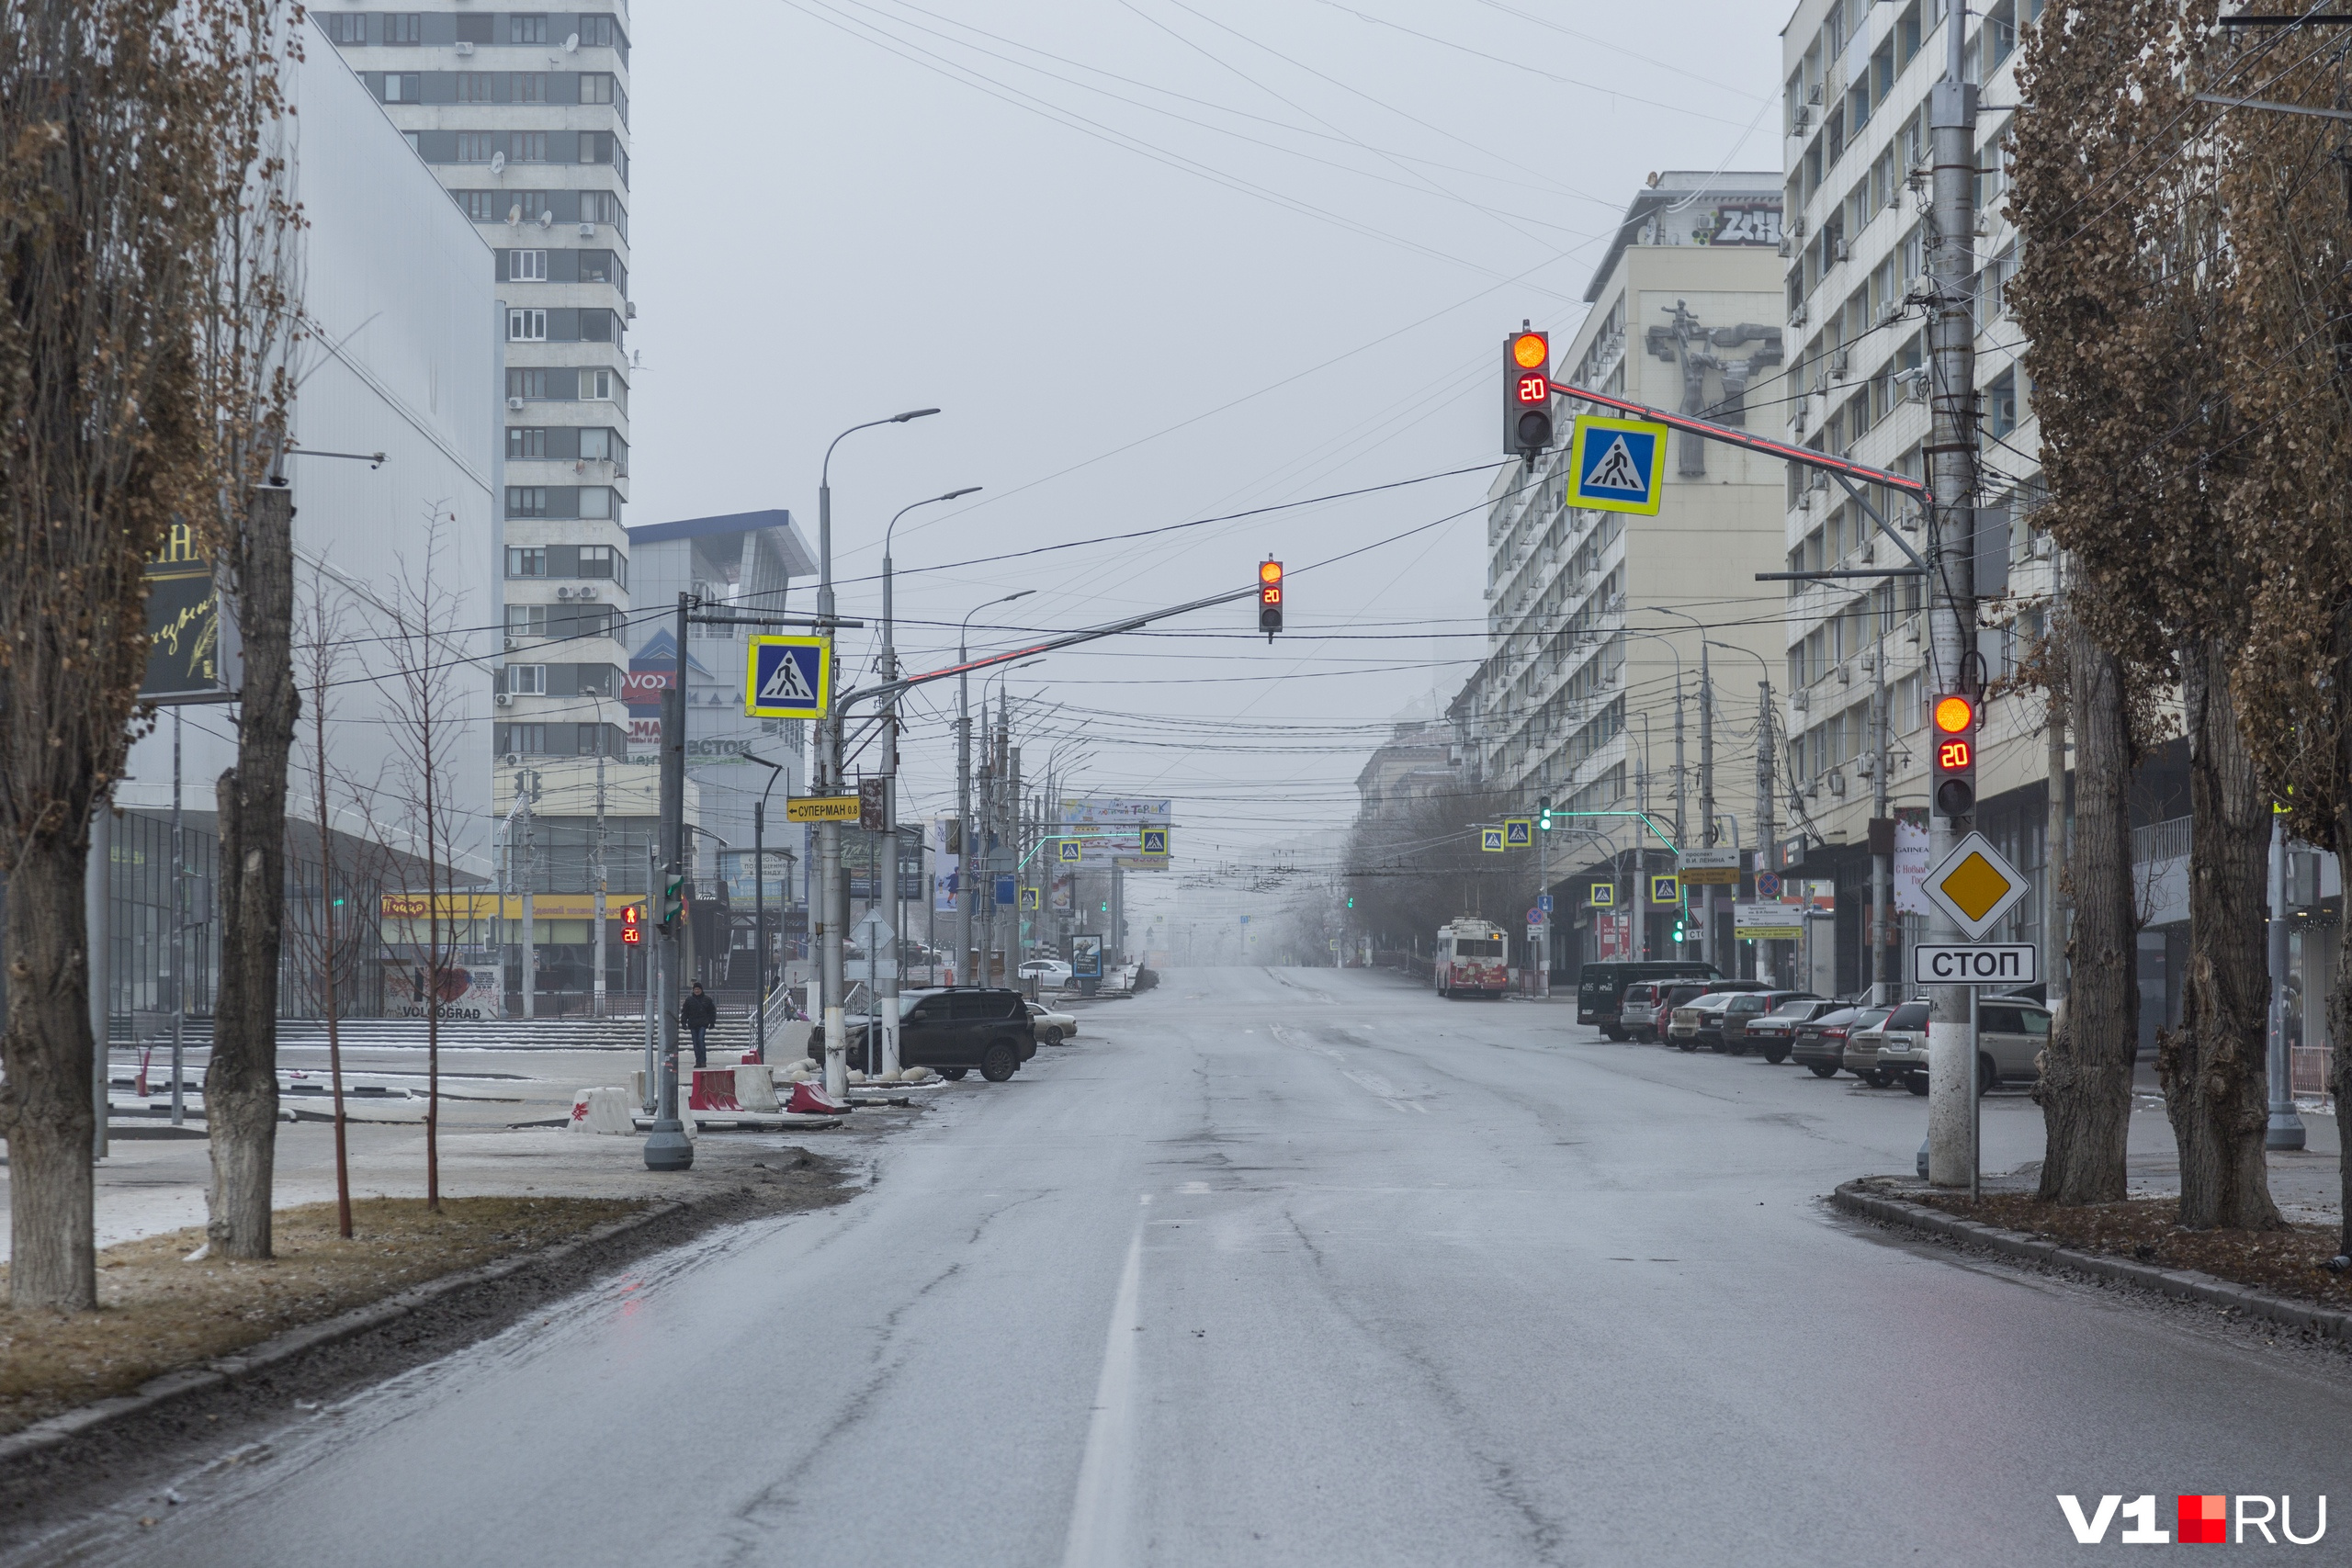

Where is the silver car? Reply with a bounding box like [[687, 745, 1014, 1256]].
[[1876, 997, 2048, 1094], [1853, 1000, 1929, 1091]]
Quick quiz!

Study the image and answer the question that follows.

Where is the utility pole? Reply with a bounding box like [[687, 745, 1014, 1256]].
[[170, 709, 186, 1126], [2045, 551, 2070, 1012], [1756, 678, 1776, 985], [1535, 795, 1550, 997], [643, 594, 693, 1170], [1006, 743, 1023, 980], [1871, 619, 1893, 1004], [1926, 1, 1981, 1188], [2267, 810, 2306, 1148], [956, 674, 972, 987], [1698, 647, 1715, 971], [593, 750, 607, 1018], [642, 838, 658, 1110], [1672, 676, 1687, 955], [519, 771, 537, 1020]]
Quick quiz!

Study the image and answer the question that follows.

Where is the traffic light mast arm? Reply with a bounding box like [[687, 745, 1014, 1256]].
[[1551, 379, 1929, 501], [1551, 809, 1679, 854], [836, 581, 1261, 713]]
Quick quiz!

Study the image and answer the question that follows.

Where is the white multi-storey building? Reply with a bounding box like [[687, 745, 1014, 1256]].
[[1467, 174, 1792, 966], [322, 5, 636, 782], [1776, 0, 2066, 997]]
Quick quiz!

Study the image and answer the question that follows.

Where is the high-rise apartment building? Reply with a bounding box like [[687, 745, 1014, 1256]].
[[326, 6, 645, 1009], [1776, 0, 2059, 997], [1462, 174, 1790, 968], [324, 6, 635, 768]]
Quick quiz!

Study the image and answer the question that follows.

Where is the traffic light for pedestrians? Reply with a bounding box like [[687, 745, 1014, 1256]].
[[1930, 693, 1978, 819], [1258, 558, 1283, 637], [1505, 327, 1553, 455], [621, 905, 641, 945]]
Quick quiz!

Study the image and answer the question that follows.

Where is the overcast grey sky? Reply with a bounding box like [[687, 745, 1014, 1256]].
[[628, 0, 1786, 921]]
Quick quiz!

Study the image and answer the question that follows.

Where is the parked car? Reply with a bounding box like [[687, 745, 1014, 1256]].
[[1576, 961, 1718, 1041], [1668, 992, 1747, 1052], [1715, 990, 1820, 1054], [1620, 981, 1668, 1043], [1860, 1001, 1933, 1093], [813, 987, 1039, 1082], [1837, 1005, 1908, 1087], [1791, 1005, 1890, 1078], [1018, 959, 1073, 986], [1027, 1001, 1079, 1044], [1975, 997, 2052, 1091], [1658, 979, 1776, 1050], [1740, 998, 1849, 1064]]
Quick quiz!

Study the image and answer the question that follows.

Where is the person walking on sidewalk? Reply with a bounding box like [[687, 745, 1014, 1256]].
[[681, 981, 718, 1069]]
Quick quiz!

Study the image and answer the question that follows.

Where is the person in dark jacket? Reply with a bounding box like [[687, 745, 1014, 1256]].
[[681, 982, 718, 1067]]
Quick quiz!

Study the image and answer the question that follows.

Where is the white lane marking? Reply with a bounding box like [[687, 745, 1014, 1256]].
[[1270, 1024, 1429, 1113], [1061, 1201, 1147, 1568]]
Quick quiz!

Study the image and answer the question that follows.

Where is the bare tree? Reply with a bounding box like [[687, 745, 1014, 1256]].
[[381, 508, 469, 1211], [0, 0, 279, 1307], [2007, 0, 2278, 1224]]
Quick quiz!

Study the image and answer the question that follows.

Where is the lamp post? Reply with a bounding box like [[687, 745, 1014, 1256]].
[[741, 750, 785, 1064], [957, 590, 1033, 987], [815, 408, 936, 1100]]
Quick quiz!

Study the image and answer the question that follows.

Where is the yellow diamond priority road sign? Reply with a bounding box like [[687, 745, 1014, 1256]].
[[1922, 829, 2030, 942]]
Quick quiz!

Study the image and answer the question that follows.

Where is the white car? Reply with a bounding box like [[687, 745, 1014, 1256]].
[[1026, 1002, 1079, 1043], [1018, 959, 1071, 985]]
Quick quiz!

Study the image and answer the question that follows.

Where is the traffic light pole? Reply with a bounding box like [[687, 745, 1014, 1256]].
[[1699, 645, 1714, 970], [642, 594, 692, 1172], [1926, 7, 1981, 1189]]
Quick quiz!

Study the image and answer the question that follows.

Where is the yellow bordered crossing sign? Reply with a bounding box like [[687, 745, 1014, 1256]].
[[745, 636, 831, 718], [1057, 839, 1082, 863], [1139, 827, 1169, 856], [1481, 828, 1506, 852], [1650, 874, 1679, 905], [1566, 414, 1668, 515], [1019, 886, 1042, 910], [1589, 881, 1615, 908], [1503, 818, 1532, 847]]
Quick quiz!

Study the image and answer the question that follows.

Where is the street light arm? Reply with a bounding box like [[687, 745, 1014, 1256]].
[[822, 409, 940, 490]]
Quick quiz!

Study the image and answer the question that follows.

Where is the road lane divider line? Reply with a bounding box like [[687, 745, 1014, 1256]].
[[1061, 1199, 1147, 1568]]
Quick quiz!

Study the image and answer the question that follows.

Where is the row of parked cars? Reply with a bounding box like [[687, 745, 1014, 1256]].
[[1596, 965, 2051, 1096]]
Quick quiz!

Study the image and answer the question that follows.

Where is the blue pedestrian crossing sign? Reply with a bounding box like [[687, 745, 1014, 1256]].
[[1503, 818, 1532, 848], [1020, 886, 1041, 910], [1139, 828, 1169, 856], [1481, 828, 1506, 852], [1057, 839, 1082, 864], [744, 636, 831, 718], [1567, 414, 1668, 515]]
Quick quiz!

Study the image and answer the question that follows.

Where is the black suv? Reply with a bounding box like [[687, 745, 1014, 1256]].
[[811, 987, 1039, 1082]]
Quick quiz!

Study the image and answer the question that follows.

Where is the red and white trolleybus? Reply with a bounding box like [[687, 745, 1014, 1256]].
[[1434, 917, 1510, 998]]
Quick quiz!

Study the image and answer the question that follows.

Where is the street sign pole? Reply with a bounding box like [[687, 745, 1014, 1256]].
[[643, 595, 693, 1172], [1537, 805, 1549, 998]]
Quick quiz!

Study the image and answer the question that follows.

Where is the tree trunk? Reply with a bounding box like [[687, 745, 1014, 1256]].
[[2036, 628, 2137, 1202], [0, 834, 97, 1308], [204, 480, 295, 1258], [2161, 638, 2282, 1230]]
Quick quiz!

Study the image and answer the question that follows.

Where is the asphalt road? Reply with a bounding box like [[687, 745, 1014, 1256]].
[[37, 967, 2352, 1564]]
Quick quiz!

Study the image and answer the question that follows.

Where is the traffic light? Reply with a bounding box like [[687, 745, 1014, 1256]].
[[659, 873, 685, 931], [1538, 795, 1553, 831], [1505, 326, 1553, 455], [1346, 896, 1355, 908], [620, 904, 641, 945], [1930, 693, 1978, 818], [1258, 558, 1283, 637]]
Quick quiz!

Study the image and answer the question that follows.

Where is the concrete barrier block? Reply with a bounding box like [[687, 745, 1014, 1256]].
[[570, 1086, 634, 1134], [688, 1068, 741, 1111], [736, 1063, 780, 1113]]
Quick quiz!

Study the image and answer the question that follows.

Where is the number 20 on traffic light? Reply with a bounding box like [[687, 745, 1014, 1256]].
[[1259, 558, 1283, 639]]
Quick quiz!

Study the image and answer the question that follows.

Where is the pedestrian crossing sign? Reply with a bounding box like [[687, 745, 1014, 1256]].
[[1566, 414, 1668, 515], [744, 636, 831, 718], [1651, 874, 1679, 905], [1589, 881, 1614, 907], [1482, 827, 1506, 852], [1020, 886, 1041, 910], [1057, 839, 1082, 863], [1139, 827, 1169, 856], [1504, 818, 1532, 847]]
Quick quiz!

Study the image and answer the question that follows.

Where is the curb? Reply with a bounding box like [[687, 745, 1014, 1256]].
[[0, 1198, 689, 1470], [1831, 1180, 2352, 1340]]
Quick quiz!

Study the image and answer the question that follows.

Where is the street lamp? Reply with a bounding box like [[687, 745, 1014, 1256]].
[[811, 408, 937, 1101], [957, 590, 1033, 987], [741, 750, 786, 1064]]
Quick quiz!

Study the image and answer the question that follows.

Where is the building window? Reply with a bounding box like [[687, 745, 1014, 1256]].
[[511, 73, 548, 105], [321, 13, 366, 45], [459, 191, 502, 222], [578, 14, 620, 49], [507, 250, 548, 283], [579, 190, 626, 235], [506, 604, 548, 637], [580, 73, 628, 123], [507, 368, 550, 400], [402, 131, 421, 155], [506, 547, 548, 577], [577, 544, 625, 583], [507, 428, 547, 459], [507, 664, 548, 695], [579, 427, 615, 461], [454, 73, 493, 104], [581, 368, 613, 400], [510, 132, 548, 164], [386, 12, 421, 44], [506, 487, 549, 518], [578, 487, 614, 520], [507, 309, 546, 342], [457, 132, 496, 164], [509, 14, 548, 44], [379, 73, 419, 103], [1986, 371, 2018, 439], [501, 724, 548, 755], [578, 725, 610, 756], [577, 250, 616, 284]]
